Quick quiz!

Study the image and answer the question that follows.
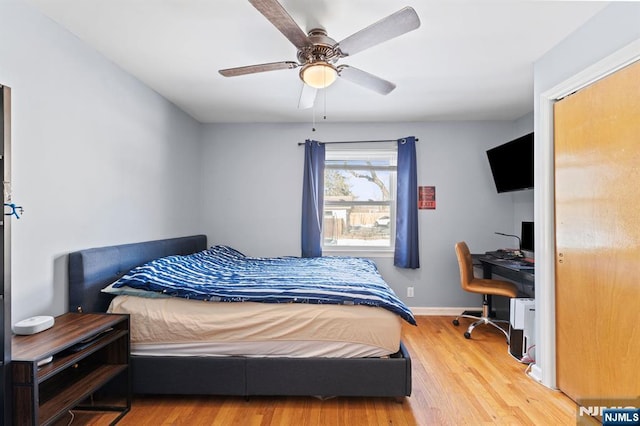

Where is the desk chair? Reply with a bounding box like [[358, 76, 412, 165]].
[[453, 241, 517, 342]]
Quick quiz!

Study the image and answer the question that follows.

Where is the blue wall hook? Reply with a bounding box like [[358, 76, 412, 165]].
[[4, 203, 23, 219]]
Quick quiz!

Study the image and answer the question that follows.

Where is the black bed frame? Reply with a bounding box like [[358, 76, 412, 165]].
[[68, 235, 411, 399]]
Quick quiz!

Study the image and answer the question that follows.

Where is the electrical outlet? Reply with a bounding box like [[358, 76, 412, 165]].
[[407, 286, 414, 298]]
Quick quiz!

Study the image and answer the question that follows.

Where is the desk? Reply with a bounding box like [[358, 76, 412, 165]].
[[475, 255, 535, 298]]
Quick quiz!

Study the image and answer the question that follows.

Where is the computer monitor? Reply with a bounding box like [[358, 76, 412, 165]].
[[521, 221, 534, 252]]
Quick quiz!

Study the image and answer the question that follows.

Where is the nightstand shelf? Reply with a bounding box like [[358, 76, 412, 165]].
[[12, 313, 130, 425]]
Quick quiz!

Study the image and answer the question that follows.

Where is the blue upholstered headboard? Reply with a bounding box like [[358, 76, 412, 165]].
[[68, 235, 207, 313]]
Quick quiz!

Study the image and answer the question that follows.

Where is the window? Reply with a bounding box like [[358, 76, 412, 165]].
[[322, 146, 397, 252]]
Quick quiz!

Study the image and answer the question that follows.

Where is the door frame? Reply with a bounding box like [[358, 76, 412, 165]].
[[533, 39, 640, 389], [1, 84, 11, 425]]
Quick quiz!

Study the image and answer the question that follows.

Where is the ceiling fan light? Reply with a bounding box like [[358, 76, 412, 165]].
[[300, 62, 338, 89]]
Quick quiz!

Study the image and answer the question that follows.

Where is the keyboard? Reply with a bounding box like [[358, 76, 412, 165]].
[[485, 250, 518, 260], [485, 251, 535, 268], [507, 259, 535, 269]]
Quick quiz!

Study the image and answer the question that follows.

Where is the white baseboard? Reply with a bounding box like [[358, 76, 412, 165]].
[[528, 364, 543, 383], [409, 307, 476, 316]]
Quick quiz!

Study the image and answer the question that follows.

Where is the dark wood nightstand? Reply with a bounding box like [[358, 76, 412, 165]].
[[11, 312, 130, 425]]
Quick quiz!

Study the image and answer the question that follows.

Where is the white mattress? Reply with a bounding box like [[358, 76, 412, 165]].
[[108, 295, 402, 358]]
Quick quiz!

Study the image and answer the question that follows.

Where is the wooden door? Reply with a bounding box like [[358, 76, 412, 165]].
[[554, 60, 640, 404]]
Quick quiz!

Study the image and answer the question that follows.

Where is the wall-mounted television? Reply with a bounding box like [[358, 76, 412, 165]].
[[486, 132, 534, 193]]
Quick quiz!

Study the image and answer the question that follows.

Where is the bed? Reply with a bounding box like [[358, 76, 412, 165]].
[[68, 235, 412, 399]]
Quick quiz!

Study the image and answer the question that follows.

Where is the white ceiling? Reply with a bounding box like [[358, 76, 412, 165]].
[[26, 0, 608, 123]]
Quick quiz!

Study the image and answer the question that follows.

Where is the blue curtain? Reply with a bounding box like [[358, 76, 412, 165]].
[[394, 136, 420, 268], [301, 140, 325, 257]]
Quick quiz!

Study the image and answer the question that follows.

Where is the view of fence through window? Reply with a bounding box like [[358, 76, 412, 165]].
[[323, 148, 397, 249]]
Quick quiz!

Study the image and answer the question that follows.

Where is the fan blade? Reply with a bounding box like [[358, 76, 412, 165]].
[[249, 0, 312, 50], [298, 83, 317, 109], [219, 61, 298, 77], [337, 7, 420, 57], [337, 65, 396, 95]]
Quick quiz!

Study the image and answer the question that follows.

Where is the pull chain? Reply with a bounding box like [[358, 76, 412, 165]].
[[323, 88, 327, 121], [312, 103, 316, 132]]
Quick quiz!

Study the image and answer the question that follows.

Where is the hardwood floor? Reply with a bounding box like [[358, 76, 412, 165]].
[[57, 316, 578, 425]]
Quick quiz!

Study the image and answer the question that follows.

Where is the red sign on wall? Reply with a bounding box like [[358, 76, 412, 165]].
[[419, 186, 436, 210]]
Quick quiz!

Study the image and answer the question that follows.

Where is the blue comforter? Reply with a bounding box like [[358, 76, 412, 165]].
[[112, 245, 416, 325]]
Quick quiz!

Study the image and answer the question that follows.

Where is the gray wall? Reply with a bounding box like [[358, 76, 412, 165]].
[[200, 121, 534, 309], [0, 0, 203, 323], [535, 4, 640, 98], [511, 112, 534, 235]]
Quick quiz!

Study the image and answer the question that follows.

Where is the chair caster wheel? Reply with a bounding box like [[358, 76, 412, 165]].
[[464, 332, 471, 339], [452, 319, 459, 326]]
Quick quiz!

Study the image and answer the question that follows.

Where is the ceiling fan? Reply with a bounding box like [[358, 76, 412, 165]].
[[219, 0, 421, 109]]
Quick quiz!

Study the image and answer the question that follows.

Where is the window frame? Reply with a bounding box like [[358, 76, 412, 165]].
[[321, 144, 397, 256]]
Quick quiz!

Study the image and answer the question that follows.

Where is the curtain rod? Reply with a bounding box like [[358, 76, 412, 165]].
[[297, 138, 418, 146]]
